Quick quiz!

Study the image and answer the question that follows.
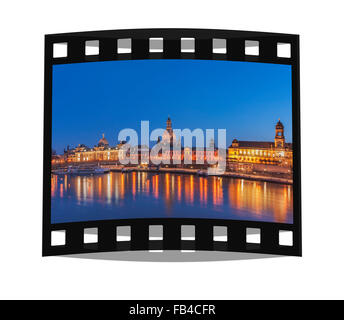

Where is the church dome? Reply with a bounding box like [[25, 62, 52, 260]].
[[98, 133, 109, 146], [276, 119, 284, 129]]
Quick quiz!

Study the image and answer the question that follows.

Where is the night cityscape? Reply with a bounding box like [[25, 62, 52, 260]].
[[51, 59, 293, 224]]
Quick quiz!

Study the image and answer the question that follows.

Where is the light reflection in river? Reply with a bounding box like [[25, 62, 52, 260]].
[[51, 172, 293, 224]]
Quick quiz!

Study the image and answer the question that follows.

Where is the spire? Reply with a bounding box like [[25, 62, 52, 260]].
[[166, 116, 172, 133], [102, 133, 105, 139], [276, 119, 284, 128]]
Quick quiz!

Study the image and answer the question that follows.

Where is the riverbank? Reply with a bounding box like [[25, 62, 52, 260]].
[[106, 166, 293, 185]]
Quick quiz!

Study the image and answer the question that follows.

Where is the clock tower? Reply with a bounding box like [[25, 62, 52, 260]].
[[274, 119, 285, 148]]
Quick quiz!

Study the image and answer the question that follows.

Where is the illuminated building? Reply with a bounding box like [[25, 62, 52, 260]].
[[162, 116, 177, 145], [52, 118, 221, 167], [158, 117, 219, 166], [130, 145, 150, 165], [52, 118, 292, 173], [52, 134, 126, 164], [227, 119, 293, 172]]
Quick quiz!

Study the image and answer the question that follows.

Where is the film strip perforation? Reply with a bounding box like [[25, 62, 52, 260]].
[[47, 220, 298, 256], [50, 30, 296, 65]]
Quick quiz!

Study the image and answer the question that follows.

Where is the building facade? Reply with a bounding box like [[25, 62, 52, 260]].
[[158, 117, 220, 166], [52, 118, 222, 167], [52, 118, 290, 171], [52, 134, 127, 165], [227, 120, 293, 172]]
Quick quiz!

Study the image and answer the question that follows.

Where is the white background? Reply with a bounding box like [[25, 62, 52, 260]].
[[1, 0, 343, 300]]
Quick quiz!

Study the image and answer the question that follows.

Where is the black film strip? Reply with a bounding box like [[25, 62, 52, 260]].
[[43, 29, 301, 257]]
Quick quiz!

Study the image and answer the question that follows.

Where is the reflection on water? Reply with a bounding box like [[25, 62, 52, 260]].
[[51, 172, 293, 224]]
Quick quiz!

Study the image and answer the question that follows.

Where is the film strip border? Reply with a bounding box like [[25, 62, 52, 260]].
[[43, 29, 301, 257], [44, 219, 299, 256], [45, 29, 298, 65]]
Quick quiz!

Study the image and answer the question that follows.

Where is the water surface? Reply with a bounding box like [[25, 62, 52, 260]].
[[51, 172, 293, 224]]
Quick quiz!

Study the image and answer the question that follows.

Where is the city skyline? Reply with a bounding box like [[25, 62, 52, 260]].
[[52, 59, 292, 154], [52, 116, 291, 154]]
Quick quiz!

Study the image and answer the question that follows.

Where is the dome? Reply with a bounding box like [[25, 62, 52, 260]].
[[232, 139, 238, 143], [98, 133, 109, 146], [276, 119, 284, 129]]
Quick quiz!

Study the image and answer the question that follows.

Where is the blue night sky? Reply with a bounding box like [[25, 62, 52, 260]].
[[52, 59, 292, 154]]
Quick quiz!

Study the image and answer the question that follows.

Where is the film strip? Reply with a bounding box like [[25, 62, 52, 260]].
[[43, 29, 301, 257]]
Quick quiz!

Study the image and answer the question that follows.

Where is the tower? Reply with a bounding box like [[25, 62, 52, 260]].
[[166, 116, 172, 135], [274, 119, 285, 148], [162, 116, 176, 146]]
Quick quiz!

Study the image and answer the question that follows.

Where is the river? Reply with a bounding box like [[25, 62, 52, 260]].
[[51, 171, 293, 224]]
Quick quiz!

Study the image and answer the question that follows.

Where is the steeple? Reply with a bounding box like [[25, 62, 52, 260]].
[[166, 116, 172, 134], [162, 116, 176, 146]]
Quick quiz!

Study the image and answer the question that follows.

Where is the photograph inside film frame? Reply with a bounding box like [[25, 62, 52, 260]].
[[51, 59, 293, 225]]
